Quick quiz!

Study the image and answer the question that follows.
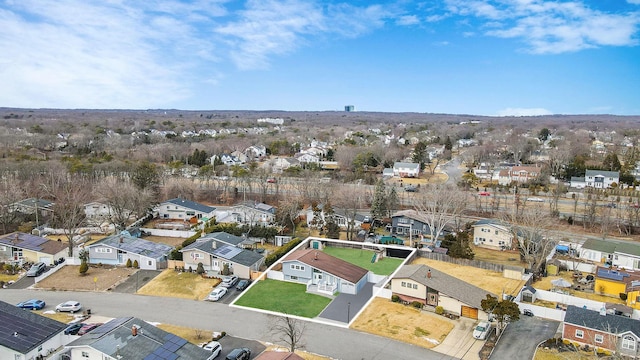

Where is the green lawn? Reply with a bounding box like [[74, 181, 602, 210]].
[[322, 246, 404, 275], [235, 279, 332, 318]]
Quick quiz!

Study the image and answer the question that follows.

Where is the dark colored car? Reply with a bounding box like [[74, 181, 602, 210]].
[[64, 323, 84, 335], [77, 323, 102, 336], [236, 279, 250, 291], [225, 348, 251, 360], [16, 299, 46, 310], [523, 309, 534, 317]]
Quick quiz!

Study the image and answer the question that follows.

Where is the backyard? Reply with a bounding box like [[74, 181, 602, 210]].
[[136, 269, 221, 300], [351, 297, 454, 349], [234, 279, 332, 318], [322, 246, 404, 275]]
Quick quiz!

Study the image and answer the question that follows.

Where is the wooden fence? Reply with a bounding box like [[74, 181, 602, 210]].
[[417, 250, 524, 273]]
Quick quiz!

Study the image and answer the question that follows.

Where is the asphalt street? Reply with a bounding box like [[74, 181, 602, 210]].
[[1, 289, 458, 360]]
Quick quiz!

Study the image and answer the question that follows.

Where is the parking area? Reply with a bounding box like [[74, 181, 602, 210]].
[[318, 282, 373, 323], [215, 335, 266, 359], [490, 316, 560, 359]]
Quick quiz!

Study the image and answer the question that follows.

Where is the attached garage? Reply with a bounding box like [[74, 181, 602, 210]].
[[461, 306, 478, 319]]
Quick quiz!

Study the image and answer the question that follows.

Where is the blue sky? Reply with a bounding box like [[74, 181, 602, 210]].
[[1, 0, 639, 116]]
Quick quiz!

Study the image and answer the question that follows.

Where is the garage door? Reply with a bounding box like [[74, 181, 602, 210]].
[[461, 306, 478, 319], [39, 257, 52, 265]]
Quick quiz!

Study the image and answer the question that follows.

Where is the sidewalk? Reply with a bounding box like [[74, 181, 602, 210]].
[[433, 317, 483, 360]]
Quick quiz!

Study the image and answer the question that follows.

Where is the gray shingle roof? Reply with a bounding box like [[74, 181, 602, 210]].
[[66, 317, 212, 359], [0, 232, 66, 255], [90, 234, 173, 260], [0, 300, 66, 354], [564, 305, 640, 337], [204, 232, 245, 246], [181, 237, 263, 267], [165, 198, 215, 214], [394, 264, 496, 309], [585, 169, 619, 179]]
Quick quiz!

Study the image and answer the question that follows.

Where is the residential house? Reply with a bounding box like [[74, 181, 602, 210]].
[[180, 232, 264, 278], [10, 198, 55, 218], [497, 169, 511, 186], [579, 238, 640, 270], [579, 238, 616, 265], [64, 317, 216, 360], [472, 219, 514, 251], [507, 165, 542, 184], [231, 150, 249, 164], [570, 176, 586, 189], [294, 152, 321, 165], [0, 300, 68, 360], [229, 202, 276, 226], [306, 205, 367, 230], [281, 248, 370, 295], [393, 162, 420, 178], [390, 210, 450, 245], [270, 157, 300, 173], [391, 264, 493, 320], [212, 153, 244, 166], [0, 232, 67, 265], [562, 305, 640, 356], [585, 169, 620, 189], [155, 198, 216, 220], [86, 233, 173, 270], [382, 168, 394, 179], [473, 163, 492, 180], [84, 201, 130, 225], [245, 145, 267, 160]]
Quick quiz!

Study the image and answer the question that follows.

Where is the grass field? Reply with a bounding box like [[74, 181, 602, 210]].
[[471, 245, 525, 267], [351, 297, 454, 349], [322, 246, 404, 275], [234, 279, 332, 318], [136, 269, 221, 300]]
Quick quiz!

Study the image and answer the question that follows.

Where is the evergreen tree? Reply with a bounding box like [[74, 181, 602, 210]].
[[386, 187, 399, 218], [371, 180, 387, 222], [444, 136, 453, 151], [602, 152, 621, 172], [324, 201, 340, 239]]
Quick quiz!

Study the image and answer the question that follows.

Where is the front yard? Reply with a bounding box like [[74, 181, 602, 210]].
[[136, 269, 221, 300], [322, 246, 404, 275], [35, 265, 136, 291], [234, 279, 332, 318], [351, 297, 454, 348]]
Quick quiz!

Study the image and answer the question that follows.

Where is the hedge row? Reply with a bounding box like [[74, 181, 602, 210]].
[[264, 238, 302, 267]]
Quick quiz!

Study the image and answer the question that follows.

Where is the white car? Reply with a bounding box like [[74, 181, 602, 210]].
[[202, 340, 222, 358], [526, 197, 544, 202], [207, 287, 227, 302], [220, 275, 239, 288], [56, 301, 82, 313], [473, 321, 491, 340]]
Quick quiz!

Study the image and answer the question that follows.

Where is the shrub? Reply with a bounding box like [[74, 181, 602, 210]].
[[79, 262, 89, 275], [196, 262, 205, 275], [411, 301, 423, 309], [126, 259, 132, 268], [264, 238, 303, 267], [435, 306, 444, 315], [133, 260, 139, 269], [391, 295, 400, 303], [620, 293, 628, 301]]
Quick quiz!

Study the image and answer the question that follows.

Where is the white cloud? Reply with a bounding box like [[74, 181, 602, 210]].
[[396, 15, 420, 26], [628, 0, 640, 4], [495, 107, 553, 116], [445, 0, 640, 54]]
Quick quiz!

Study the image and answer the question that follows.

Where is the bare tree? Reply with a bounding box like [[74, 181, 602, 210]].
[[331, 184, 367, 241], [0, 178, 25, 234], [269, 315, 307, 353], [413, 184, 469, 243], [502, 202, 555, 273], [96, 177, 155, 230]]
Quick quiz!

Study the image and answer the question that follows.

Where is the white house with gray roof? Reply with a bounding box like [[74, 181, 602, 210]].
[[0, 300, 68, 360], [393, 162, 420, 178], [391, 264, 494, 320], [585, 169, 620, 189], [229, 202, 276, 226], [64, 317, 216, 360], [155, 198, 216, 220], [472, 219, 514, 251], [180, 232, 264, 279], [86, 233, 173, 270]]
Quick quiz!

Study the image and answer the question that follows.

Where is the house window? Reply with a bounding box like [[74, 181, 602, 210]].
[[0, 246, 6, 251], [622, 335, 636, 350], [575, 329, 584, 339], [290, 264, 305, 271], [148, 260, 152, 266], [193, 253, 202, 259], [95, 248, 113, 254], [291, 276, 298, 280], [82, 352, 90, 358], [413, 284, 418, 289], [495, 230, 498, 235], [401, 281, 407, 287], [594, 334, 604, 343]]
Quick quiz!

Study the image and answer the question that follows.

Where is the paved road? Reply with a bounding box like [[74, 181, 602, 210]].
[[1, 289, 457, 360], [490, 316, 560, 360]]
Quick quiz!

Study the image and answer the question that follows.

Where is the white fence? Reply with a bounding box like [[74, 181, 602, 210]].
[[556, 259, 597, 273], [140, 228, 197, 238], [368, 273, 387, 284], [34, 262, 68, 284], [515, 301, 566, 321], [267, 270, 285, 281], [534, 288, 605, 311]]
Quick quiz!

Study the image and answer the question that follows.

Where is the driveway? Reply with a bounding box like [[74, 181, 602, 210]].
[[317, 282, 373, 323], [490, 316, 560, 359], [217, 335, 265, 359], [112, 270, 162, 293], [433, 317, 483, 360]]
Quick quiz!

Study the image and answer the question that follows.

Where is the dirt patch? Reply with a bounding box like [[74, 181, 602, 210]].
[[34, 265, 137, 291], [472, 245, 525, 267], [351, 297, 454, 349], [143, 235, 187, 247], [411, 257, 526, 297]]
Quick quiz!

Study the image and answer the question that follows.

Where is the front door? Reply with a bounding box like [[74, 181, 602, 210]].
[[313, 272, 323, 285]]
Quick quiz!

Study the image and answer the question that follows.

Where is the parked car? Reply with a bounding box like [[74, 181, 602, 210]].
[[26, 262, 46, 277], [522, 309, 534, 317], [77, 323, 102, 335], [526, 197, 544, 202], [16, 299, 46, 310], [266, 178, 277, 183], [225, 347, 251, 360], [220, 275, 239, 288], [64, 323, 85, 335], [236, 279, 250, 291], [404, 185, 417, 192], [207, 287, 227, 301], [56, 301, 82, 313], [478, 191, 491, 196], [473, 321, 492, 340], [202, 340, 222, 358]]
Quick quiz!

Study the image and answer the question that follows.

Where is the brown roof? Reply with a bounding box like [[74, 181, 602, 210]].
[[283, 248, 368, 283], [39, 240, 68, 255], [255, 352, 305, 360]]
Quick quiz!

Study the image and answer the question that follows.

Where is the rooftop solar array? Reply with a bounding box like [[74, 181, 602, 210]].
[[142, 334, 187, 360], [0, 232, 48, 251], [212, 245, 242, 260], [0, 301, 66, 353], [92, 234, 173, 259], [90, 317, 129, 336]]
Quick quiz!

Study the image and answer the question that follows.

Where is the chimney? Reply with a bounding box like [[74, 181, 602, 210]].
[[212, 241, 217, 250], [314, 252, 318, 260], [132, 325, 139, 336], [119, 236, 124, 243], [427, 269, 431, 279]]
